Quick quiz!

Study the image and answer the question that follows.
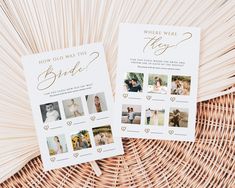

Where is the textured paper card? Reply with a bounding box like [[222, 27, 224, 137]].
[[22, 43, 123, 170], [115, 23, 200, 141]]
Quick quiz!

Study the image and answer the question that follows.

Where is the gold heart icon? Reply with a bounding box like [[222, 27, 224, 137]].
[[97, 148, 102, 153], [73, 153, 79, 158], [168, 130, 174, 135], [144, 128, 150, 133], [90, 116, 96, 121], [50, 157, 55, 162], [146, 95, 152, 100], [170, 97, 175, 102], [43, 125, 49, 130], [121, 127, 126, 131], [67, 121, 72, 126], [123, 93, 128, 98]]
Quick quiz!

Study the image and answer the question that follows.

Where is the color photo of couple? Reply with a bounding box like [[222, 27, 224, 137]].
[[145, 108, 165, 126], [148, 74, 168, 94], [123, 72, 143, 92], [171, 76, 191, 96], [121, 104, 141, 124], [169, 107, 188, 128]]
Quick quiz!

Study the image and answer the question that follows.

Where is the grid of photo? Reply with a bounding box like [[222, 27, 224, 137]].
[[40, 92, 112, 157], [121, 72, 191, 128], [39, 92, 108, 124], [121, 104, 189, 128], [46, 125, 115, 157], [123, 72, 191, 96]]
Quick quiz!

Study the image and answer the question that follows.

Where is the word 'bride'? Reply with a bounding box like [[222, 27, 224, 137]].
[[37, 52, 99, 90]]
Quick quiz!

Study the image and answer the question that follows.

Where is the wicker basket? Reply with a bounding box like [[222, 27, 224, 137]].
[[1, 93, 235, 188]]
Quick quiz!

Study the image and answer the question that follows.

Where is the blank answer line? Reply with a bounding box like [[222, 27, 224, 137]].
[[57, 158, 69, 161], [50, 126, 62, 129], [150, 132, 164, 134], [96, 117, 109, 120], [103, 148, 116, 152], [176, 100, 189, 103], [175, 133, 187, 136], [80, 153, 92, 157], [127, 130, 140, 133], [73, 121, 86, 125], [152, 99, 165, 101], [128, 97, 142, 100]]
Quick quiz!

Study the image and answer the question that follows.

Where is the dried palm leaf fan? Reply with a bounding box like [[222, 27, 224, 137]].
[[0, 0, 234, 184]]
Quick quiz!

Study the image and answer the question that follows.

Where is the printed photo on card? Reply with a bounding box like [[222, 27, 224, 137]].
[[115, 23, 200, 141], [22, 43, 123, 170]]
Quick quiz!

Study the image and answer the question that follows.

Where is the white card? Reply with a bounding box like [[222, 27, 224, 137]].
[[115, 23, 200, 141], [22, 43, 123, 170]]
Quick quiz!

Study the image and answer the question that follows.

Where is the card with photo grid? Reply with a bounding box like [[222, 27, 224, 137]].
[[22, 43, 123, 170], [115, 23, 200, 141]]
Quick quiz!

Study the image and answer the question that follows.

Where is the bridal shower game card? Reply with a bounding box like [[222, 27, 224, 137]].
[[115, 23, 200, 141], [22, 43, 123, 170]]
